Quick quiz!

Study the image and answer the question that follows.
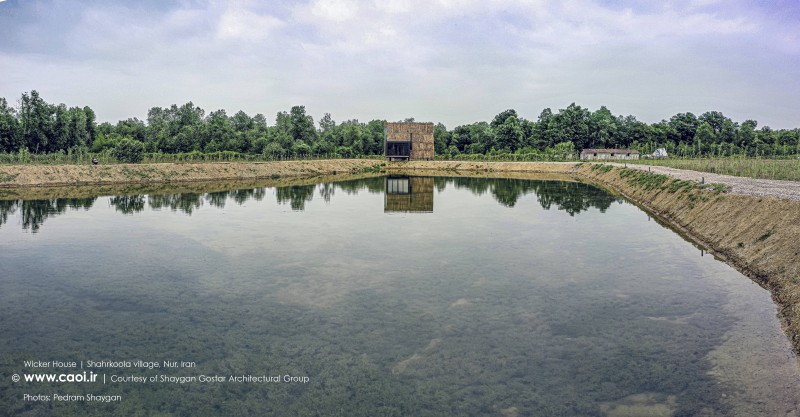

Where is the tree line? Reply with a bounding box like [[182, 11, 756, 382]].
[[1, 90, 799, 162]]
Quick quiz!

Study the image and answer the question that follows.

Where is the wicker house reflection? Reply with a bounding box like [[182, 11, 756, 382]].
[[384, 176, 434, 213]]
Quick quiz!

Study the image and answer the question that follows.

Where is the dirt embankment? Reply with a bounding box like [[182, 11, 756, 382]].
[[2, 159, 800, 351], [0, 160, 577, 189], [0, 159, 385, 188]]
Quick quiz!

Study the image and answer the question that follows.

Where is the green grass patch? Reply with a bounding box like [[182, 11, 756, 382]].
[[667, 179, 695, 193], [707, 183, 731, 194], [0, 173, 20, 183], [351, 163, 384, 174], [590, 164, 614, 173], [617, 168, 670, 191]]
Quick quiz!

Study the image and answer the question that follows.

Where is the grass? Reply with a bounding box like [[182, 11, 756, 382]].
[[351, 163, 385, 174], [0, 173, 19, 183], [590, 164, 615, 173], [616, 167, 670, 190], [707, 183, 732, 194], [627, 157, 800, 181], [604, 166, 724, 210]]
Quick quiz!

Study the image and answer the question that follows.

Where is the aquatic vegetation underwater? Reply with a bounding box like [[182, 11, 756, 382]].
[[0, 176, 796, 416]]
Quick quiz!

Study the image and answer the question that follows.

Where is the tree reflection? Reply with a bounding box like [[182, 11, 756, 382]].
[[535, 182, 620, 215], [148, 194, 203, 214], [230, 188, 266, 205], [15, 197, 96, 233], [275, 185, 315, 211], [318, 183, 335, 203], [206, 191, 229, 209], [110, 195, 146, 214], [0, 199, 19, 229], [449, 177, 621, 214]]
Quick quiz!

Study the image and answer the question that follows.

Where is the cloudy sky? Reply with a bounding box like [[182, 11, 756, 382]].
[[0, 0, 798, 129]]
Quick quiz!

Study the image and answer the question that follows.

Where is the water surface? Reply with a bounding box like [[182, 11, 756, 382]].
[[1, 175, 798, 417]]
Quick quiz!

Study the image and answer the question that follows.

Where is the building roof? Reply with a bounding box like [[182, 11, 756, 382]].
[[581, 148, 639, 154]]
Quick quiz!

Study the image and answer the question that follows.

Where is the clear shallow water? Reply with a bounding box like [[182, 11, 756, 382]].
[[1, 176, 798, 417]]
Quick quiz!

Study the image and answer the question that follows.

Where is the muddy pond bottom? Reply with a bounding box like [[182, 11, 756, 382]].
[[1, 176, 798, 417]]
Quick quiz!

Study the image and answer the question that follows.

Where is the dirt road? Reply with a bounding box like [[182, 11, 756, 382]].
[[607, 162, 800, 201]]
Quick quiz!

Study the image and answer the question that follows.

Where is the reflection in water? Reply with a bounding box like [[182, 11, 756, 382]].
[[110, 195, 146, 214], [0, 198, 96, 232], [0, 176, 625, 231], [0, 199, 16, 228], [276, 185, 315, 211], [206, 191, 229, 208], [384, 176, 434, 213], [148, 193, 203, 214], [230, 187, 267, 205], [445, 177, 621, 214]]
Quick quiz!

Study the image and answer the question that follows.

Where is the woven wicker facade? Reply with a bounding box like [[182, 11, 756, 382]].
[[384, 122, 434, 160]]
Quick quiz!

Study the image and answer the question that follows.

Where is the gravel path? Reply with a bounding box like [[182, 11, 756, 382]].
[[606, 162, 800, 201]]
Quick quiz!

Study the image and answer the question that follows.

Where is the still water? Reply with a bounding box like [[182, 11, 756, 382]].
[[1, 175, 798, 416]]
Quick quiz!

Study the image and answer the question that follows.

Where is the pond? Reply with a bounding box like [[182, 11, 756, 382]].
[[1, 175, 798, 417]]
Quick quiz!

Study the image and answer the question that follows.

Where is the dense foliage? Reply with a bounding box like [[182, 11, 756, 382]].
[[1, 91, 799, 162], [112, 138, 145, 163]]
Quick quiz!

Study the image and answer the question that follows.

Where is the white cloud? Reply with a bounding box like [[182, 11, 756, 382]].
[[217, 3, 285, 41], [310, 0, 359, 22]]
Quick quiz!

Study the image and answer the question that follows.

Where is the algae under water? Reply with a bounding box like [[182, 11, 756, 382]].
[[0, 176, 798, 416]]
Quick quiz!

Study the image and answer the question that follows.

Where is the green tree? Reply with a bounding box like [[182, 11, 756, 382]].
[[340, 121, 365, 154], [51, 104, 70, 151], [365, 120, 386, 155], [433, 123, 450, 155], [319, 113, 335, 133], [0, 97, 21, 152], [588, 106, 618, 148], [668, 112, 698, 145], [113, 138, 146, 163], [693, 123, 715, 155], [289, 105, 317, 144], [83, 106, 97, 146], [19, 90, 53, 153], [494, 115, 524, 152], [551, 141, 575, 158], [534, 108, 556, 148], [263, 142, 285, 158], [116, 118, 147, 143], [736, 120, 757, 148], [555, 103, 590, 150], [231, 110, 253, 133], [202, 110, 233, 152], [490, 109, 519, 129]]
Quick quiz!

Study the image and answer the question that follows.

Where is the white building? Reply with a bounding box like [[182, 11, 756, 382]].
[[580, 149, 640, 160]]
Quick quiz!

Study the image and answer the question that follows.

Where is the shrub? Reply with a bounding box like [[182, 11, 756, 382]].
[[113, 138, 146, 163]]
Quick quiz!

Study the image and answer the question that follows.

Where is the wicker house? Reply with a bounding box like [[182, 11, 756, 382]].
[[580, 149, 640, 160], [384, 122, 434, 161], [384, 176, 434, 213]]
